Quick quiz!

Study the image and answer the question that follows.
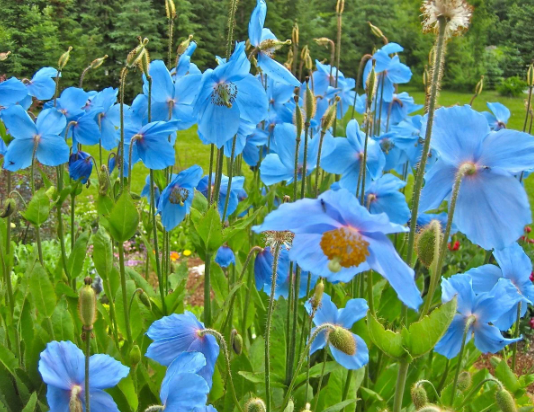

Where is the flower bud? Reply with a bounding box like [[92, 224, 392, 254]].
[[245, 398, 267, 412], [231, 329, 243, 355], [411, 385, 428, 409], [78, 277, 96, 330], [90, 55, 108, 70], [368, 22, 384, 39], [177, 35, 194, 57], [259, 39, 291, 53], [310, 279, 324, 311], [98, 164, 110, 196], [474, 75, 484, 96], [336, 0, 345, 14], [527, 64, 534, 88], [328, 326, 356, 356], [416, 220, 441, 268], [366, 68, 377, 108], [0, 198, 16, 218], [495, 389, 517, 412], [130, 345, 142, 366], [165, 0, 176, 19], [294, 97, 304, 138], [292, 23, 299, 46], [0, 51, 11, 61], [58, 46, 73, 70], [304, 82, 316, 122], [457, 371, 472, 391], [423, 65, 429, 87], [137, 289, 152, 309], [321, 96, 340, 132]]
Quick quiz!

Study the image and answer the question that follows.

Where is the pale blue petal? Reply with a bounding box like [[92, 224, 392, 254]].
[[88, 354, 129, 390], [36, 135, 70, 166], [478, 129, 534, 174], [435, 315, 471, 359], [466, 264, 502, 294], [329, 333, 369, 370], [258, 53, 300, 86], [474, 323, 521, 354], [337, 299, 368, 329], [38, 341, 84, 390]]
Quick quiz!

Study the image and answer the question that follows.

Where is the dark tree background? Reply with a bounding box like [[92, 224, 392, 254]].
[[0, 0, 533, 93]]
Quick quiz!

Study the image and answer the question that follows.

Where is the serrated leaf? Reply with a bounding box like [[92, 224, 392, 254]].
[[367, 315, 409, 360], [0, 346, 18, 377], [20, 188, 51, 227], [67, 231, 90, 281], [101, 193, 139, 242]]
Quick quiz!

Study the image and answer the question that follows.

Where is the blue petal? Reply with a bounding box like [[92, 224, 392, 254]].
[[160, 352, 207, 403], [28, 67, 58, 100], [88, 354, 129, 390], [198, 101, 240, 148], [419, 161, 456, 212], [309, 326, 328, 355], [1, 105, 37, 139], [36, 108, 67, 136], [260, 153, 292, 185], [89, 389, 122, 412], [478, 129, 534, 174], [329, 333, 369, 370], [149, 60, 174, 102], [163, 373, 210, 410], [257, 53, 300, 87], [72, 114, 101, 146], [3, 138, 34, 171], [234, 74, 268, 124], [474, 278, 523, 324], [435, 315, 471, 359], [213, 42, 250, 83], [38, 341, 84, 390], [474, 322, 521, 354], [337, 298, 368, 329], [312, 293, 338, 325], [493, 242, 532, 287], [465, 264, 502, 294], [37, 136, 70, 167], [248, 0, 266, 46], [0, 77, 28, 107], [386, 56, 412, 84], [487, 102, 510, 124], [441, 275, 475, 316], [45, 385, 70, 412]]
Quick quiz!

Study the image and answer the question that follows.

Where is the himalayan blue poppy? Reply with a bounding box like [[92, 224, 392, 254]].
[[141, 174, 160, 205], [25, 67, 58, 100], [482, 102, 510, 131], [364, 174, 410, 224], [196, 174, 246, 219], [88, 87, 121, 150], [0, 77, 28, 108], [312, 60, 345, 97], [215, 246, 236, 268], [69, 151, 93, 184]]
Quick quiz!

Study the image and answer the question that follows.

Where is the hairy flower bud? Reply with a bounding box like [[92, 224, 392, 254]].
[[130, 345, 142, 366], [416, 220, 441, 268], [411, 385, 428, 409], [304, 82, 316, 122], [528, 64, 534, 88], [294, 97, 304, 138], [78, 277, 96, 330], [90, 55, 108, 70], [495, 389, 517, 412], [137, 289, 152, 309], [259, 39, 291, 53], [292, 23, 299, 46], [0, 198, 16, 218], [165, 0, 176, 19], [0, 51, 11, 61], [366, 68, 377, 109], [231, 329, 243, 355], [328, 326, 356, 355], [177, 35, 194, 57], [321, 96, 340, 132], [58, 46, 73, 70], [310, 279, 325, 311], [457, 371, 472, 391], [245, 398, 267, 412], [98, 164, 110, 196]]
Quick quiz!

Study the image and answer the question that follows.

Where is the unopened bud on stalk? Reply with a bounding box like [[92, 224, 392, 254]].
[[457, 371, 472, 391], [137, 289, 152, 309], [58, 46, 73, 70], [416, 220, 441, 268], [368, 22, 385, 39], [336, 0, 345, 14], [245, 398, 267, 412], [366, 68, 377, 108], [231, 329, 243, 355], [0, 198, 16, 218], [474, 75, 484, 96], [428, 47, 436, 66], [310, 279, 324, 311], [130, 345, 142, 365], [411, 385, 428, 409], [304, 82, 316, 122], [165, 0, 176, 19], [177, 35, 194, 56], [328, 326, 356, 355], [495, 389, 517, 412], [423, 65, 429, 87], [90, 55, 108, 70], [300, 45, 308, 61], [527, 64, 534, 88], [78, 277, 96, 331], [294, 97, 304, 138], [98, 164, 110, 196], [0, 51, 11, 61], [292, 23, 299, 45], [321, 96, 340, 132]]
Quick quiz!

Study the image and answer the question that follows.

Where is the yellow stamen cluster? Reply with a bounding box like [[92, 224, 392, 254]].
[[320, 227, 369, 269]]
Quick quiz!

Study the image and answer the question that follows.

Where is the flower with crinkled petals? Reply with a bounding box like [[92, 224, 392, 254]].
[[435, 275, 523, 359], [38, 340, 129, 412], [482, 102, 510, 131], [312, 60, 345, 97], [466, 242, 534, 331], [146, 311, 219, 388], [87, 87, 121, 150], [194, 42, 267, 148], [420, 105, 534, 250], [422, 0, 473, 37], [253, 188, 423, 310], [305, 293, 369, 370]]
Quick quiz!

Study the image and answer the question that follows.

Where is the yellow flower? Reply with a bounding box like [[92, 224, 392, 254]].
[[183, 249, 192, 257]]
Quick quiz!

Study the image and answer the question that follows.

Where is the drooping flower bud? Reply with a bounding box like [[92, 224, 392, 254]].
[[527, 64, 534, 88], [90, 55, 108, 70], [137, 289, 152, 309], [165, 0, 176, 19], [0, 198, 16, 218], [78, 277, 96, 331], [368, 22, 385, 40], [416, 220, 441, 268], [58, 46, 73, 70], [495, 389, 517, 412], [0, 51, 11, 61], [177, 35, 194, 57], [457, 371, 472, 391], [231, 329, 243, 355], [245, 398, 267, 412], [130, 345, 142, 366], [321, 96, 340, 132], [304, 82, 316, 123], [310, 279, 324, 311], [328, 326, 356, 356], [411, 385, 428, 409]]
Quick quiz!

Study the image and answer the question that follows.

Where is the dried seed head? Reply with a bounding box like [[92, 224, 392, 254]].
[[422, 0, 473, 37], [264, 231, 294, 250]]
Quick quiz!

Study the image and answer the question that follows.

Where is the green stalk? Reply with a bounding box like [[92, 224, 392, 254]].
[[392, 361, 409, 412], [265, 243, 282, 412], [405, 16, 447, 268], [119, 68, 128, 194], [332, 0, 343, 134], [85, 335, 91, 412], [450, 317, 476, 406], [523, 87, 532, 132], [207, 144, 215, 204], [511, 302, 522, 371], [118, 242, 133, 345], [300, 124, 310, 199], [314, 130, 327, 197], [351, 54, 372, 119], [357, 115, 372, 202], [150, 170, 167, 315], [222, 136, 237, 221], [313, 348, 329, 412], [287, 266, 301, 383], [204, 252, 212, 327], [285, 262, 294, 384], [293, 130, 302, 201]]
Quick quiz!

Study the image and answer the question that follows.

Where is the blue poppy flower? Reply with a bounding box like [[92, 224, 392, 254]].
[[70, 112, 102, 147], [194, 42, 268, 148], [223, 121, 268, 165], [88, 87, 121, 150], [124, 119, 179, 170], [0, 136, 6, 156], [420, 105, 534, 250], [466, 242, 534, 331], [53, 87, 90, 121], [254, 246, 318, 300], [159, 352, 210, 411], [364, 174, 410, 224], [312, 60, 345, 97], [259, 123, 318, 186], [141, 174, 161, 205], [2, 105, 68, 171], [146, 311, 220, 388], [482, 102, 510, 131], [69, 151, 93, 184], [0, 77, 28, 108], [435, 275, 523, 359], [304, 293, 369, 370], [372, 131, 408, 172], [157, 165, 203, 231], [325, 77, 356, 119], [215, 245, 236, 268], [415, 212, 457, 236], [174, 41, 202, 78], [266, 77, 295, 124], [253, 188, 423, 309], [320, 119, 385, 193], [196, 174, 246, 219], [390, 115, 424, 168], [194, 406, 218, 412], [379, 92, 423, 128], [248, 0, 300, 87], [38, 340, 129, 412], [25, 67, 59, 100]]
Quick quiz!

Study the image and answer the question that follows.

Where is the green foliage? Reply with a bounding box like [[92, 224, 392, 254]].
[[498, 76, 528, 97]]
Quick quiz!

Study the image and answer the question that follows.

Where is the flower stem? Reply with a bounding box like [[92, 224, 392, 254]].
[[150, 170, 167, 315], [204, 252, 212, 327], [118, 241, 133, 345], [405, 16, 447, 268], [56, 167, 71, 287], [85, 334, 91, 412], [285, 262, 294, 384], [225, 0, 240, 59], [300, 124, 310, 199], [523, 87, 533, 132], [119, 68, 128, 194], [450, 317, 476, 406], [392, 361, 409, 412], [222, 135, 237, 221], [314, 130, 327, 197], [459, 378, 503, 408], [293, 131, 302, 201], [511, 302, 522, 372], [207, 144, 215, 205], [313, 348, 329, 412]]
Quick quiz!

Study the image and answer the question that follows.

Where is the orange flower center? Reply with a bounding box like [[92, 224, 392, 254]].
[[320, 227, 370, 269]]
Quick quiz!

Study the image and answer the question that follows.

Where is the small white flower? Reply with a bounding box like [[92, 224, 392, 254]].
[[422, 0, 473, 37]]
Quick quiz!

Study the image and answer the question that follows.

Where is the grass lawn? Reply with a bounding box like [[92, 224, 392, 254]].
[[81, 87, 534, 216]]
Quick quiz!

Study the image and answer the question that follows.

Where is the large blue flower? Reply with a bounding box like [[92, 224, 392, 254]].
[[157, 165, 203, 231], [174, 41, 201, 78], [25, 67, 58, 101], [159, 352, 210, 411], [305, 293, 369, 370], [364, 174, 410, 224], [435, 275, 523, 359], [265, 77, 295, 124], [88, 87, 121, 150], [2, 105, 68, 171], [420, 105, 534, 250], [321, 119, 385, 193], [379, 92, 423, 128], [312, 60, 344, 97], [141, 174, 160, 205], [146, 311, 219, 388], [0, 77, 28, 108], [215, 245, 236, 268], [69, 151, 93, 184], [223, 121, 268, 166], [466, 242, 534, 331], [194, 42, 267, 148], [248, 0, 300, 87], [482, 102, 510, 131], [325, 77, 356, 119], [38, 341, 129, 412], [253, 188, 422, 309], [196, 174, 246, 219]]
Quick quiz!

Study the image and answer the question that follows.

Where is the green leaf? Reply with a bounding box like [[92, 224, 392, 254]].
[[194, 204, 223, 253], [191, 190, 208, 213], [101, 193, 139, 242], [403, 297, 457, 358], [21, 393, 37, 412], [51, 297, 75, 342], [0, 346, 18, 378], [28, 263, 57, 318], [20, 188, 51, 227], [367, 315, 409, 360], [67, 231, 91, 280], [495, 358, 520, 393], [322, 400, 357, 412], [92, 227, 114, 281]]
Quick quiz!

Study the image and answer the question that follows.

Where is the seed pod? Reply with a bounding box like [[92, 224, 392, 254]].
[[495, 389, 517, 412], [336, 0, 345, 14], [78, 277, 96, 330], [368, 22, 384, 39], [328, 326, 356, 355], [304, 82, 316, 122], [292, 23, 299, 46], [245, 398, 267, 412], [474, 75, 484, 96], [231, 329, 243, 355], [457, 371, 472, 391], [321, 96, 340, 132], [130, 345, 142, 366], [310, 279, 324, 311], [0, 51, 11, 61], [527, 64, 534, 88], [90, 55, 108, 70], [165, 0, 176, 19], [0, 198, 16, 218], [327, 257, 342, 273], [411, 385, 428, 409], [416, 220, 441, 268], [58, 46, 73, 70]]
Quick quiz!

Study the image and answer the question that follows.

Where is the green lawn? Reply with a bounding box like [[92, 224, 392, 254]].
[[82, 88, 534, 211]]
